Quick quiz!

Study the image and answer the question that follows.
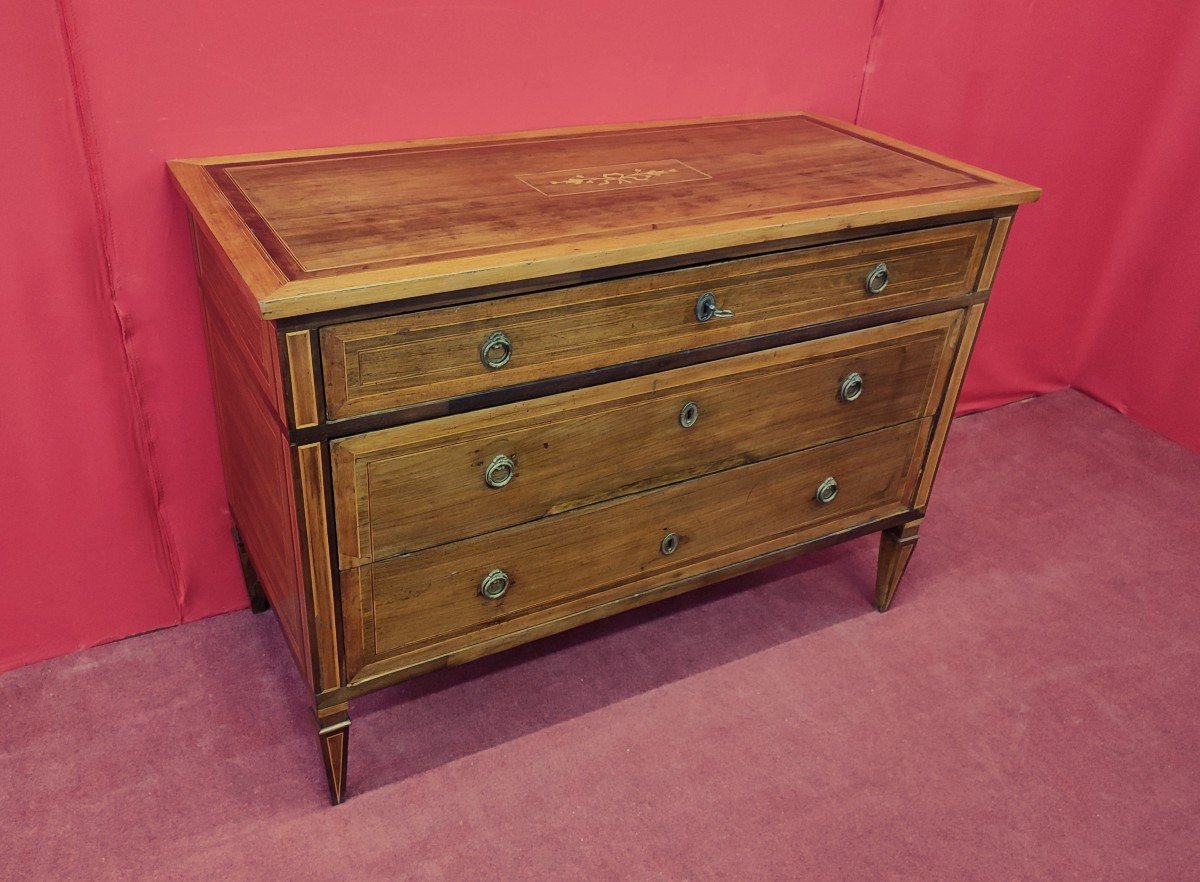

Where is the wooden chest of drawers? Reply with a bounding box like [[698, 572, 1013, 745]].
[[170, 113, 1038, 804]]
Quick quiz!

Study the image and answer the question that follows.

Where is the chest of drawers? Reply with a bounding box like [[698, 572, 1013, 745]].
[[170, 113, 1038, 803]]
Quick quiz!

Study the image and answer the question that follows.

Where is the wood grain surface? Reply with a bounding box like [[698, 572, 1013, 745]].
[[343, 419, 930, 680], [169, 112, 1039, 318], [172, 113, 1037, 804], [284, 330, 320, 429], [294, 443, 342, 692], [331, 312, 960, 567], [978, 215, 1014, 291], [915, 302, 987, 507], [320, 221, 989, 420], [200, 300, 311, 688], [195, 231, 285, 415], [876, 517, 923, 612]]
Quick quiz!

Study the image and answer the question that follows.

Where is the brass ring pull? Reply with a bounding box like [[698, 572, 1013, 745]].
[[839, 372, 864, 403], [815, 477, 839, 504], [660, 532, 680, 555], [865, 262, 889, 295], [679, 401, 700, 428], [479, 568, 510, 600], [695, 292, 734, 322], [484, 454, 515, 489], [480, 331, 512, 369]]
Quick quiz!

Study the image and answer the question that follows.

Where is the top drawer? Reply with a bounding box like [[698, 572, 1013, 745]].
[[320, 221, 990, 420]]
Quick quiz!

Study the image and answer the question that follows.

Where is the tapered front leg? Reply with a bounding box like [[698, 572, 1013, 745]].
[[875, 518, 922, 612], [317, 703, 351, 805], [232, 526, 269, 614]]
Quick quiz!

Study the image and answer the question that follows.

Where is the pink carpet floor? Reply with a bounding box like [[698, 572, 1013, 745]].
[[3, 390, 1199, 880]]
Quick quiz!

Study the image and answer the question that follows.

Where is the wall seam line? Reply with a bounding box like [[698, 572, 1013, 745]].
[[854, 0, 888, 124], [53, 0, 188, 621]]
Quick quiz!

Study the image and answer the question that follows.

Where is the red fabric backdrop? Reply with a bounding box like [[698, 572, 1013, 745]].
[[1, 1, 877, 671], [856, 1, 1200, 444], [3, 1, 1197, 671]]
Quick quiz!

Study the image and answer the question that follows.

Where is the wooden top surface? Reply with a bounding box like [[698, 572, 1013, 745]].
[[169, 112, 1039, 319]]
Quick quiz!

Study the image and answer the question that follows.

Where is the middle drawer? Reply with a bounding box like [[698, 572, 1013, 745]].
[[331, 311, 961, 568]]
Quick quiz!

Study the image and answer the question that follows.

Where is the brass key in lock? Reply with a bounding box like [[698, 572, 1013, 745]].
[[695, 292, 734, 322]]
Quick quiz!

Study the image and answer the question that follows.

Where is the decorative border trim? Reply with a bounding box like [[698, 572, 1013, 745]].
[[206, 114, 999, 281], [915, 303, 986, 507], [516, 159, 711, 197], [296, 443, 341, 690], [285, 330, 320, 428], [978, 216, 1013, 291]]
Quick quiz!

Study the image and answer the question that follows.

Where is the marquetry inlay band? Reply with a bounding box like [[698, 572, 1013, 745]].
[[915, 303, 986, 507], [518, 159, 711, 196], [297, 443, 341, 690], [285, 330, 320, 429], [978, 216, 1013, 291]]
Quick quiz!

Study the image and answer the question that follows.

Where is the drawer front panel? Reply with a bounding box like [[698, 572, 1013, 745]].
[[343, 419, 930, 677], [331, 313, 960, 567], [321, 221, 989, 419]]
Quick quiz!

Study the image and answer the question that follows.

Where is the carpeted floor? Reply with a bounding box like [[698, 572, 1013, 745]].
[[2, 390, 1198, 880]]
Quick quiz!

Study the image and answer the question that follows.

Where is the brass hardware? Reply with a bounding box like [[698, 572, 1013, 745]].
[[815, 477, 839, 504], [479, 568, 510, 600], [484, 454, 516, 488], [839, 372, 864, 403], [480, 331, 512, 369], [865, 262, 889, 295], [679, 401, 700, 428], [695, 292, 734, 322], [660, 532, 680, 555]]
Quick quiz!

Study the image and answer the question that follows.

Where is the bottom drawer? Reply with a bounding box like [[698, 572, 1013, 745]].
[[343, 418, 931, 680]]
